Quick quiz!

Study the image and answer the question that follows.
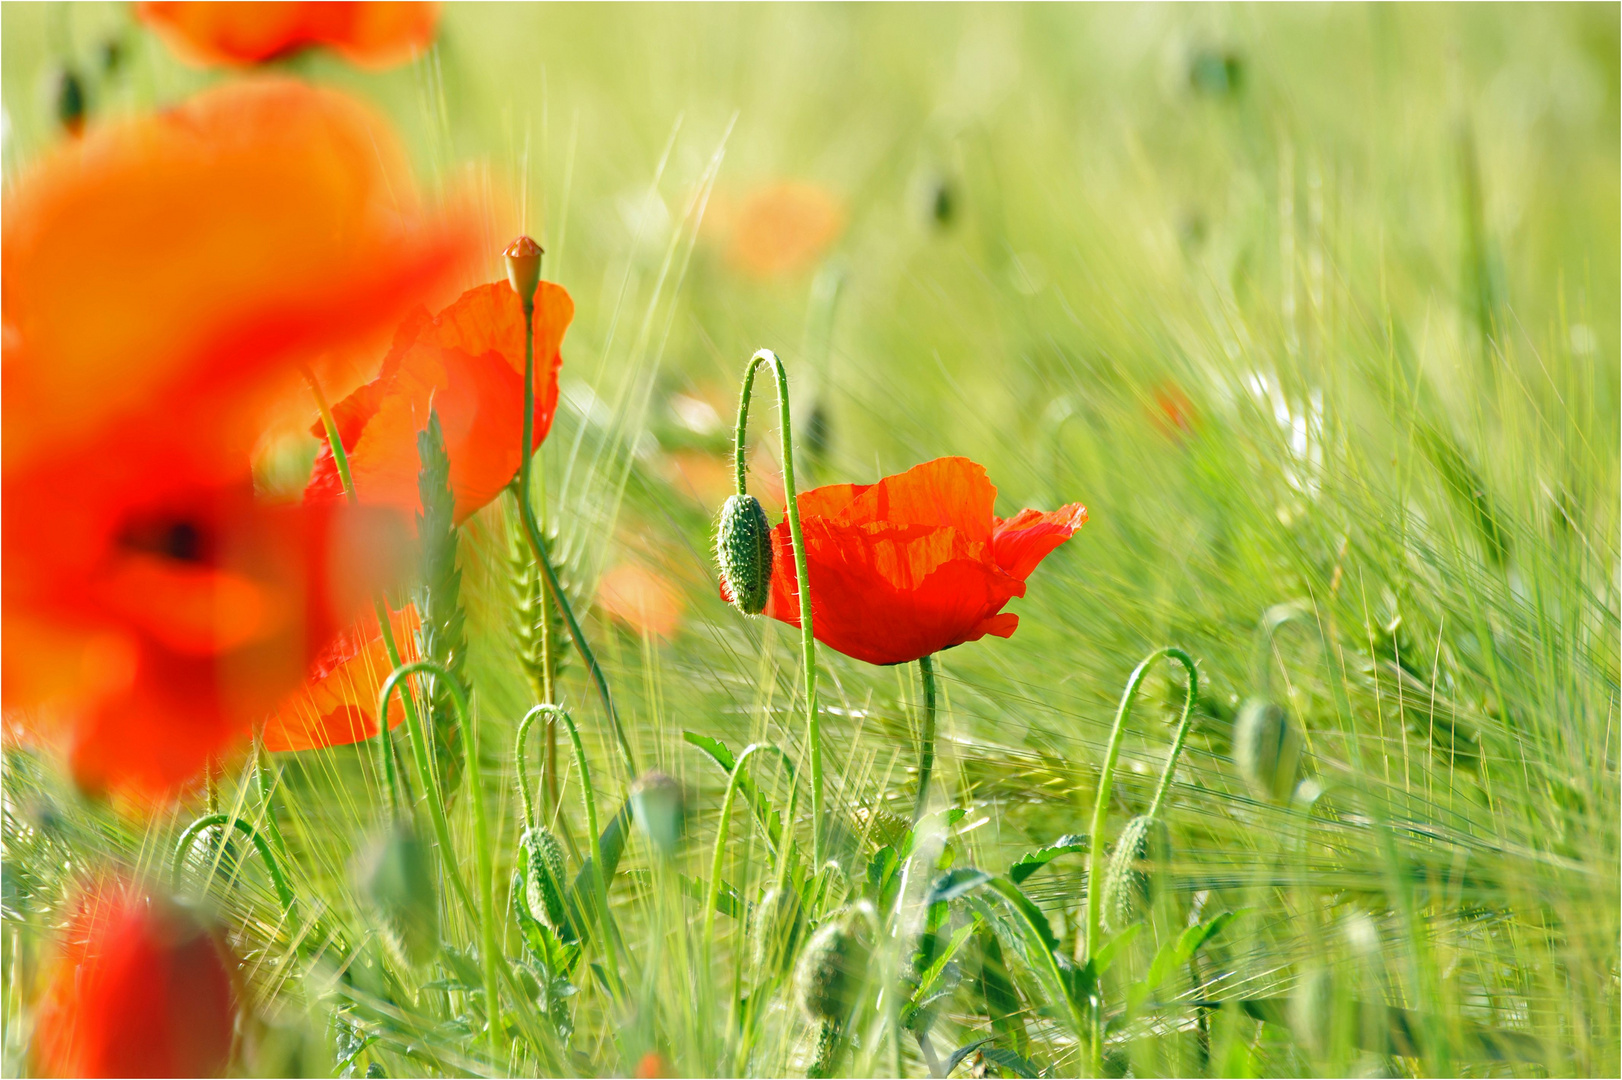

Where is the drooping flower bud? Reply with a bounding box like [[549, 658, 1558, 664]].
[[716, 493, 773, 615], [794, 901, 876, 1025], [520, 826, 570, 934], [357, 821, 438, 968], [750, 885, 808, 980], [504, 235, 543, 308], [1101, 813, 1171, 931], [52, 67, 86, 136], [1233, 697, 1303, 803], [630, 770, 686, 858]]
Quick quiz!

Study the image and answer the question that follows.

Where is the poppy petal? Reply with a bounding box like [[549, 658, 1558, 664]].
[[991, 503, 1089, 581], [261, 603, 420, 753], [137, 1, 440, 69]]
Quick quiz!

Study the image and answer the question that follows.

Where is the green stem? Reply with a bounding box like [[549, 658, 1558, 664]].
[[302, 366, 417, 820], [378, 660, 500, 1061], [1085, 646, 1198, 1075], [702, 743, 795, 955], [515, 705, 546, 835], [172, 813, 296, 917], [252, 739, 289, 858], [544, 703, 623, 994], [514, 298, 637, 777], [734, 348, 822, 864], [913, 655, 937, 823]]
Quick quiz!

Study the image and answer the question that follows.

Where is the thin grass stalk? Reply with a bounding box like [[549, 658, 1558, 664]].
[[734, 348, 823, 863], [913, 654, 937, 823], [1085, 646, 1198, 1075], [171, 813, 296, 916], [378, 660, 500, 1062]]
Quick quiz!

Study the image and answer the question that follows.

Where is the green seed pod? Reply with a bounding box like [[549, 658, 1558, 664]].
[[794, 902, 876, 1025], [750, 886, 807, 980], [716, 493, 773, 615], [1233, 698, 1304, 802], [630, 771, 686, 858], [1101, 814, 1171, 931], [358, 822, 438, 968], [521, 827, 570, 933]]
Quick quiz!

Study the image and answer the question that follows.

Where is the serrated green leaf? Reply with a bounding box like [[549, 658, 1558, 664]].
[[1007, 833, 1089, 885]]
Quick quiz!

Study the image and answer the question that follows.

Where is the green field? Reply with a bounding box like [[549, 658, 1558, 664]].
[[3, 4, 1618, 1077]]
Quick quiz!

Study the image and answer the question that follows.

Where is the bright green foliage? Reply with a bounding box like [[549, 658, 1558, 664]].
[[415, 411, 466, 800]]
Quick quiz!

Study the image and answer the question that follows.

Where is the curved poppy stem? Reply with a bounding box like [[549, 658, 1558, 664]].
[[172, 813, 296, 917], [913, 655, 937, 824], [302, 365, 416, 821], [514, 293, 637, 779], [536, 703, 624, 995], [378, 660, 501, 1061], [1084, 646, 1198, 1076], [703, 743, 796, 957], [734, 348, 822, 865]]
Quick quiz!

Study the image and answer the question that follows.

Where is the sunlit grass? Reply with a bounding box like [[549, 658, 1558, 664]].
[[2, 3, 1617, 1077]]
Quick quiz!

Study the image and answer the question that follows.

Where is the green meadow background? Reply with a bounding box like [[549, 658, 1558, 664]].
[[3, 4, 1618, 1077]]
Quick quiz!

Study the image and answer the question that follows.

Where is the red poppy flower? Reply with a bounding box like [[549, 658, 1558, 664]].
[[2, 80, 475, 796], [33, 882, 239, 1078], [260, 603, 420, 753], [304, 280, 574, 525], [736, 457, 1087, 666], [137, 1, 440, 69]]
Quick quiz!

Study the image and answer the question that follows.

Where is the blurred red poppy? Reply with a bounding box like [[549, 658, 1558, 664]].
[[732, 457, 1086, 665], [599, 563, 685, 640], [1, 80, 476, 796], [137, 1, 440, 69], [261, 603, 421, 753], [304, 280, 575, 525], [33, 882, 239, 1078]]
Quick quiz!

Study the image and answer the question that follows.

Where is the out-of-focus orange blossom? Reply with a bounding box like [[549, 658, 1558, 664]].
[[261, 603, 421, 753], [137, 1, 440, 69], [1, 79, 477, 797], [713, 180, 845, 279], [598, 563, 686, 640]]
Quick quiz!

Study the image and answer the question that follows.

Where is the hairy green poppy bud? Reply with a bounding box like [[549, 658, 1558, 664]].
[[750, 886, 807, 980], [358, 822, 438, 967], [504, 235, 542, 307], [53, 67, 86, 136], [794, 902, 876, 1025], [1101, 814, 1171, 931], [521, 826, 569, 933], [716, 493, 773, 615], [630, 771, 686, 858], [1234, 697, 1303, 803]]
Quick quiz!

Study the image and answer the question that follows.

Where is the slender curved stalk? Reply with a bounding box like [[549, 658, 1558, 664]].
[[378, 660, 500, 1060], [734, 348, 822, 863], [913, 655, 937, 823], [544, 703, 623, 993], [513, 295, 637, 777], [515, 704, 549, 834], [702, 743, 796, 953], [172, 814, 296, 916], [1084, 646, 1198, 1075], [302, 366, 415, 818]]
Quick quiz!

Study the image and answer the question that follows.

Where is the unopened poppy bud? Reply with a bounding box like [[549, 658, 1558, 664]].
[[504, 235, 543, 307], [520, 827, 570, 933], [1101, 813, 1170, 931], [1234, 697, 1303, 803], [751, 885, 807, 979], [53, 67, 86, 136], [630, 770, 686, 858], [716, 493, 773, 615], [357, 821, 438, 967], [794, 901, 876, 1025]]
